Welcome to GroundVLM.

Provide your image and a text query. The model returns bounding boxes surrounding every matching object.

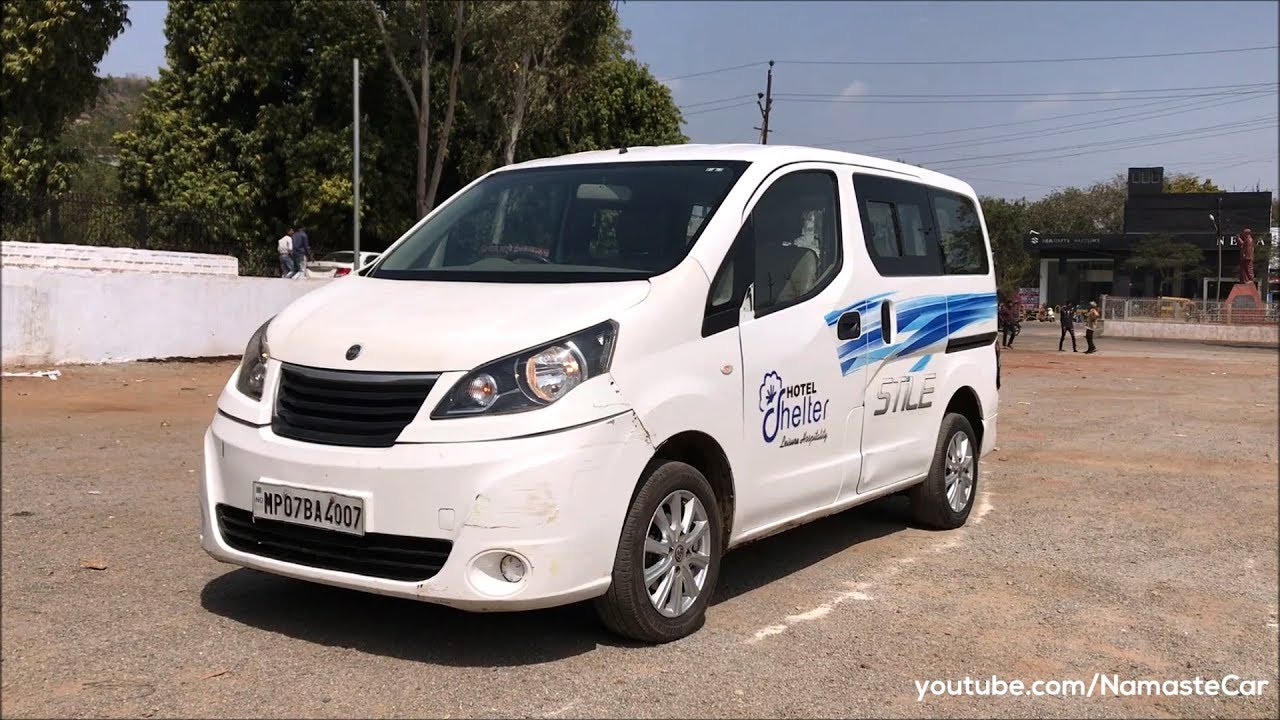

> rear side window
[852,174,940,276]
[931,191,989,275]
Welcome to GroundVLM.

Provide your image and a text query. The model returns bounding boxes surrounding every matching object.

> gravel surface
[2,325,1277,718]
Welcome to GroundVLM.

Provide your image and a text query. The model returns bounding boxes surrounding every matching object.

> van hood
[267,276,651,372]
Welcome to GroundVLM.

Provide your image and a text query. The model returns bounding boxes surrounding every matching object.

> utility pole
[353,58,361,263]
[755,60,774,144]
[1214,196,1222,302]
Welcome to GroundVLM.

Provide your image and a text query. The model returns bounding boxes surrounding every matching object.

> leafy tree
[1025,174,1126,235]
[475,0,617,166]
[1,0,130,198]
[61,75,151,195]
[1163,173,1221,194]
[1126,235,1205,295]
[979,196,1035,300]
[115,0,684,273]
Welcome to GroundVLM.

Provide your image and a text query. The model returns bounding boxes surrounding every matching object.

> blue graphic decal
[828,291,996,377]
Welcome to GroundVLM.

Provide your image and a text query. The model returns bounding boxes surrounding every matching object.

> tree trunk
[414,0,431,219]
[500,48,532,167]
[425,0,466,212]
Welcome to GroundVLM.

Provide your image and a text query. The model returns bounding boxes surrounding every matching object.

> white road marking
[743,485,994,644]
[749,624,789,643]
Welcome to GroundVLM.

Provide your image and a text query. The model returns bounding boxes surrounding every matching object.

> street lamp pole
[1211,198,1222,301]
[353,58,361,262]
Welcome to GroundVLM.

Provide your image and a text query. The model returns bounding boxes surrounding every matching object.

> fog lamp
[499,554,526,583]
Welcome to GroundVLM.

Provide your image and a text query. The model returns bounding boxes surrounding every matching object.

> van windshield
[370,160,749,282]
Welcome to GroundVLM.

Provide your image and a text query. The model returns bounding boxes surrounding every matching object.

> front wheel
[593,460,723,643]
[908,412,979,530]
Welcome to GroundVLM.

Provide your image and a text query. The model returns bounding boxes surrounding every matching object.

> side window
[702,218,753,337]
[750,170,841,316]
[865,201,898,257]
[687,204,710,242]
[931,191,990,275]
[853,174,941,276]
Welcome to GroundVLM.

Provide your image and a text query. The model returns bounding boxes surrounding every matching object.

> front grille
[272,363,438,447]
[216,504,452,582]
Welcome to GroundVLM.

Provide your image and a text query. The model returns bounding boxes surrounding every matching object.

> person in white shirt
[277,230,294,278]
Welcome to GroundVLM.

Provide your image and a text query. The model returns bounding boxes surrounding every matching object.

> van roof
[500,143,977,197]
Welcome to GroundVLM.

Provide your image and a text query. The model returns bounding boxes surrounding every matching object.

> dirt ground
[2,324,1277,718]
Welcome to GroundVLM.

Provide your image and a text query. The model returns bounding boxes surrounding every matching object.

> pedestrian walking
[999,301,1017,348]
[277,229,294,278]
[1058,302,1077,352]
[289,223,312,279]
[1084,301,1100,354]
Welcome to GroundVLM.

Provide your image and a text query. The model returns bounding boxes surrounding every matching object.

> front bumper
[199,411,654,611]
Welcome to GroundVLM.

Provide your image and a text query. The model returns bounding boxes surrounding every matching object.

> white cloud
[1016,87,1122,118]
[840,80,870,97]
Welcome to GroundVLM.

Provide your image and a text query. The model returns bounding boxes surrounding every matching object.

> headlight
[431,320,618,418]
[234,319,272,400]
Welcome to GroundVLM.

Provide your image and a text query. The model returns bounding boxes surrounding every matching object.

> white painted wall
[2,266,329,366]
[2,241,239,276]
[1102,319,1278,345]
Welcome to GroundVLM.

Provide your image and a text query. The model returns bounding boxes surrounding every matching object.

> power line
[657,45,1279,81]
[864,91,1273,155]
[960,154,1277,194]
[682,101,757,117]
[658,62,763,83]
[922,116,1276,166]
[773,81,1276,100]
[779,94,1265,146]
[933,123,1277,173]
[776,44,1279,66]
[773,90,1278,105]
[681,93,758,109]
[961,174,1066,190]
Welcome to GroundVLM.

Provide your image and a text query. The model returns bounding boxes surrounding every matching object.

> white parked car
[305,250,381,278]
[201,144,999,643]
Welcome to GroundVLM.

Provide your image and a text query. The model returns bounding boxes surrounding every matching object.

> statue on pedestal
[1237,228,1256,284]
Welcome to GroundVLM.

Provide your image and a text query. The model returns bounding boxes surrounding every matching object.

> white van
[200,144,999,643]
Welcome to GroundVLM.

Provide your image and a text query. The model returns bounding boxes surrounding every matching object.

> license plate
[252,481,365,536]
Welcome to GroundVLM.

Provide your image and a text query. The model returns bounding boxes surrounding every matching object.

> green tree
[1126,235,1205,295]
[1163,173,1221,194]
[1025,174,1126,235]
[115,0,684,272]
[979,196,1035,299]
[475,0,617,167]
[61,75,151,195]
[1,0,130,198]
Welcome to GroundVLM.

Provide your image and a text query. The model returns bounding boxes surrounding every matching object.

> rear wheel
[594,461,723,643]
[909,412,978,530]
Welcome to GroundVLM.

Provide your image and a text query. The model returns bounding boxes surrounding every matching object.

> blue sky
[100,0,1278,200]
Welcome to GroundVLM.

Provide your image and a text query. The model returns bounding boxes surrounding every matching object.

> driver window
[751,171,841,316]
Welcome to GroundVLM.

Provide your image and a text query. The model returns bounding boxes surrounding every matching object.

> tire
[908,412,979,530]
[593,460,724,644]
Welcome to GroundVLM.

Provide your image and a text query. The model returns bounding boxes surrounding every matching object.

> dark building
[1024,166,1274,305]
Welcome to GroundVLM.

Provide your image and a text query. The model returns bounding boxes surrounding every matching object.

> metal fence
[1101,296,1280,325]
[1,193,277,276]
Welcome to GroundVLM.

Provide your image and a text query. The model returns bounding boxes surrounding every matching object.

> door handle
[836,310,861,340]
[881,300,892,343]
